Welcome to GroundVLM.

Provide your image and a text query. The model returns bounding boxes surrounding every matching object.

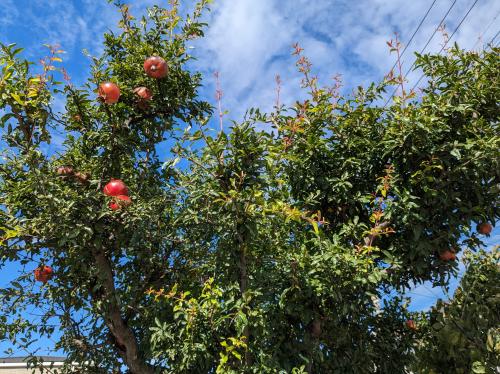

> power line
[471,9,500,50]
[383,0,459,107]
[415,0,459,59]
[406,291,439,299]
[436,0,480,55]
[489,28,500,45]
[410,0,480,93]
[387,0,438,75]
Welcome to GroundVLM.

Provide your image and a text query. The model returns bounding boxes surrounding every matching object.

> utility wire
[387,0,438,75]
[383,0,459,107]
[471,9,500,50]
[406,291,440,299]
[489,28,500,45]
[414,0,459,61]
[410,0,480,93]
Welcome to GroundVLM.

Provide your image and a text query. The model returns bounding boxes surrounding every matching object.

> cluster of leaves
[0,1,498,373]
[0,43,55,150]
[148,119,417,372]
[412,248,500,374]
[273,45,499,288]
[148,279,250,373]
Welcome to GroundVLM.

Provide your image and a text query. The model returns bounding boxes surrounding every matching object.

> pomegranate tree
[0,3,498,374]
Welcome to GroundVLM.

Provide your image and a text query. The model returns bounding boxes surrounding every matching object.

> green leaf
[471,361,486,373]
[10,93,24,105]
[231,350,242,360]
[450,148,461,160]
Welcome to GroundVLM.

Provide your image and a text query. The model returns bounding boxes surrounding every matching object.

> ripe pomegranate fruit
[477,222,492,235]
[133,86,153,101]
[74,172,90,184]
[109,195,132,210]
[98,82,120,104]
[56,166,74,176]
[103,179,129,197]
[34,266,54,283]
[144,56,168,79]
[406,319,417,330]
[439,249,456,262]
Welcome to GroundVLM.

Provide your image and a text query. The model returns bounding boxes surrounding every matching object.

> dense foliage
[0,2,498,373]
[413,249,500,374]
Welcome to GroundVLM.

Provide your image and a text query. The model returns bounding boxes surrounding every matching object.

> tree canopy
[0,2,498,373]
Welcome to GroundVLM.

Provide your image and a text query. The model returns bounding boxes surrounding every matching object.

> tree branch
[91,247,154,374]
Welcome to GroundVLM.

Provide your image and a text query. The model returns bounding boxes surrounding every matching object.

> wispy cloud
[0,0,19,28]
[190,0,500,119]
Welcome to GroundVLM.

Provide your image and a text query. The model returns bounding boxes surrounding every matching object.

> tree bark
[92,249,154,374]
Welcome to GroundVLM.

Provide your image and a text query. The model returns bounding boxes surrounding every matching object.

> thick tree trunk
[93,249,154,374]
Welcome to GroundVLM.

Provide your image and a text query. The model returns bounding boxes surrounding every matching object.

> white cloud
[0,1,119,71]
[0,0,19,28]
[190,0,500,120]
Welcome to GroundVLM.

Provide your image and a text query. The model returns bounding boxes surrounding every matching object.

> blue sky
[1,0,499,357]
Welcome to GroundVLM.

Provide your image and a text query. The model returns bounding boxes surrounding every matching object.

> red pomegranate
[109,195,132,210]
[34,266,54,283]
[406,319,417,330]
[439,249,456,262]
[477,222,492,235]
[133,86,153,101]
[103,179,129,197]
[143,56,168,79]
[56,166,74,176]
[74,172,90,184]
[98,82,120,104]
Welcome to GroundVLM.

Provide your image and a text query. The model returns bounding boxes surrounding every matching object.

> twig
[275,74,282,109]
[214,71,224,133]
